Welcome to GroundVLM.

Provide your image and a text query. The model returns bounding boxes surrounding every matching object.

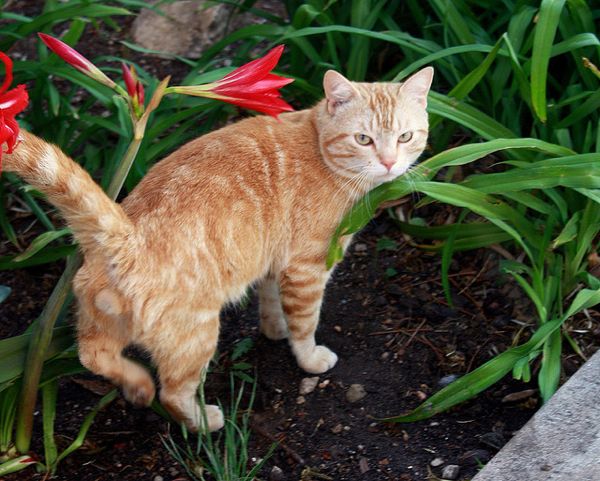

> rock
[460,449,491,466]
[430,457,444,467]
[346,384,367,403]
[296,396,305,405]
[331,423,343,434]
[359,457,370,474]
[269,466,284,481]
[131,1,229,58]
[479,432,505,451]
[442,464,460,480]
[354,243,368,252]
[438,374,460,387]
[299,376,319,395]
[153,476,164,481]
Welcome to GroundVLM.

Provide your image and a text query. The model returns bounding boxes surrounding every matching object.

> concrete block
[473,350,600,481]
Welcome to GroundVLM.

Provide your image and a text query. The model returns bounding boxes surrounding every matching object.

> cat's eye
[398,131,413,143]
[354,133,373,146]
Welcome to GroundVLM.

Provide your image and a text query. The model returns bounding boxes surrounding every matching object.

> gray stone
[269,466,284,481]
[430,457,444,467]
[131,1,229,58]
[346,384,367,403]
[442,464,460,480]
[299,376,319,395]
[473,350,600,481]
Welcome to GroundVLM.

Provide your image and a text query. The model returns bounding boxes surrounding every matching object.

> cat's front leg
[258,274,288,340]
[280,263,338,374]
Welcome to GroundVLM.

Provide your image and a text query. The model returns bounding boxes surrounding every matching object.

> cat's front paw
[297,345,338,374]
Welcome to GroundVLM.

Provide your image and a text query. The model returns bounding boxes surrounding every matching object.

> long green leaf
[386,317,564,422]
[531,0,567,122]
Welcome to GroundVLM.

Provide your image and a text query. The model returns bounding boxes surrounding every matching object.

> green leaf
[42,380,58,472]
[551,212,581,249]
[13,228,72,263]
[531,0,567,122]
[55,389,118,465]
[386,318,564,422]
[376,237,399,251]
[539,330,562,402]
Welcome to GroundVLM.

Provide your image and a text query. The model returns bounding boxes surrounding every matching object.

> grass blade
[531,0,567,122]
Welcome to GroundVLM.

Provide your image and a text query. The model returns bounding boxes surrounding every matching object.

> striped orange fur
[3,68,433,431]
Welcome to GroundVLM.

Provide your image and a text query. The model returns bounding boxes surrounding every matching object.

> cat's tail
[3,131,133,257]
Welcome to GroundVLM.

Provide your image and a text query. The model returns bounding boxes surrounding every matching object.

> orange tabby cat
[4,68,433,432]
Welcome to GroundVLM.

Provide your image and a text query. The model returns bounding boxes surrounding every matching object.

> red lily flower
[0,52,28,173]
[121,62,145,116]
[170,45,294,117]
[38,33,116,89]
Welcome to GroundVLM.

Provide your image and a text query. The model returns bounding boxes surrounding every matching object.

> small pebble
[319,379,330,389]
[354,243,368,252]
[269,466,284,481]
[415,390,428,401]
[299,376,319,395]
[331,423,343,434]
[334,325,342,332]
[359,457,370,474]
[346,384,367,403]
[380,351,390,361]
[430,457,444,467]
[153,476,164,481]
[438,374,460,387]
[442,464,460,480]
[296,396,306,405]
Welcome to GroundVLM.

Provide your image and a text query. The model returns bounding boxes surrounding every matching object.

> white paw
[297,345,338,374]
[260,315,289,341]
[186,404,224,433]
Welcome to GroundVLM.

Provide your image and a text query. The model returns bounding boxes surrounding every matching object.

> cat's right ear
[323,70,357,115]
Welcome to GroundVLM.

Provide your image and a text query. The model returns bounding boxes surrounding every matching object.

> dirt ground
[3,212,576,481]
[2,2,598,481]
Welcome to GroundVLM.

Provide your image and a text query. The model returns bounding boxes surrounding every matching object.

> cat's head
[316,67,433,186]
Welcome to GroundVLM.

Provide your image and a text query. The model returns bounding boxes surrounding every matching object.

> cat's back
[122,109,318,223]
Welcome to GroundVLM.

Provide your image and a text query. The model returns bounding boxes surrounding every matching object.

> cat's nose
[380,158,396,171]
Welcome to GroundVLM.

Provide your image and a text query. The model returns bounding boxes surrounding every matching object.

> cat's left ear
[323,70,358,115]
[400,66,434,107]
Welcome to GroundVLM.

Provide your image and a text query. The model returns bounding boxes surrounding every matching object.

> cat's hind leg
[280,261,338,374]
[258,274,288,340]
[77,306,156,407]
[152,310,223,432]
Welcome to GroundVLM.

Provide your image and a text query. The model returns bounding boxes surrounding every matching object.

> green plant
[321,0,600,418]
[162,375,275,481]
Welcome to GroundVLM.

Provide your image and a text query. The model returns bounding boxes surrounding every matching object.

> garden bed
[2,213,563,481]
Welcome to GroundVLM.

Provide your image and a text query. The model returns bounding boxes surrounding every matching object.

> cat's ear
[400,66,434,107]
[323,70,357,114]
